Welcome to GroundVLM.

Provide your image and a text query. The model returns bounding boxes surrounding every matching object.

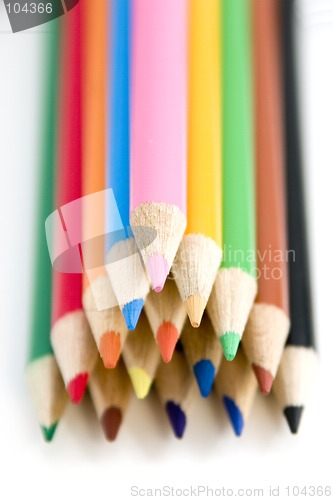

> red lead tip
[67,373,89,404]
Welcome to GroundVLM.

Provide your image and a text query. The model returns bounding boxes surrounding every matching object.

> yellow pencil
[123,312,161,399]
[173,0,222,328]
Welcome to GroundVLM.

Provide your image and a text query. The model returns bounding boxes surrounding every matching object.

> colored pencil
[89,357,132,442]
[144,278,187,363]
[207,0,257,361]
[273,0,318,435]
[51,6,97,404]
[83,282,128,369]
[215,346,257,436]
[155,346,198,439]
[123,312,161,399]
[181,315,222,398]
[172,0,222,328]
[130,0,188,293]
[242,0,290,396]
[106,0,150,331]
[81,0,126,369]
[26,21,68,442]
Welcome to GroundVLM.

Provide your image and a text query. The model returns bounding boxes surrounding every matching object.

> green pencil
[26,20,67,442]
[207,0,257,361]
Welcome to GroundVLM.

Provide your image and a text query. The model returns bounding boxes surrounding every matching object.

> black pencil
[273,0,318,434]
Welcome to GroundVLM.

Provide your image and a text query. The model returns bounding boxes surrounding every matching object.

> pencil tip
[67,372,89,404]
[128,367,152,399]
[166,401,186,438]
[193,360,215,398]
[101,407,122,441]
[220,332,241,361]
[156,322,179,363]
[146,254,169,292]
[223,396,244,436]
[41,423,58,442]
[186,294,206,328]
[284,406,304,434]
[99,331,121,369]
[122,299,144,331]
[253,364,274,395]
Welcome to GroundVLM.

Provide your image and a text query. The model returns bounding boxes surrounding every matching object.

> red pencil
[51,5,97,404]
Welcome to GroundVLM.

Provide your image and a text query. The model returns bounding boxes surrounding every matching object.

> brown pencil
[89,357,132,441]
[242,0,290,395]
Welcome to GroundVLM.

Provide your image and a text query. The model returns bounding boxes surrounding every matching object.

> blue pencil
[214,346,257,437]
[155,346,198,439]
[182,315,222,398]
[106,0,150,330]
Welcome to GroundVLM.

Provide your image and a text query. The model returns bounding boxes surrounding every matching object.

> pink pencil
[130,0,188,293]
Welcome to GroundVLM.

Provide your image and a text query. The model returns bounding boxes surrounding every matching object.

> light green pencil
[207,0,257,361]
[26,20,67,442]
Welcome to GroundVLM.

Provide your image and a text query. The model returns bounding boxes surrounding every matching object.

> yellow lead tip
[128,367,152,399]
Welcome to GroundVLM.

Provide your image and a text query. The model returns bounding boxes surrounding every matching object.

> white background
[0,1,332,499]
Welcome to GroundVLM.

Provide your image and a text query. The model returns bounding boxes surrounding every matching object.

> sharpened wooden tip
[186,294,207,328]
[253,364,274,396]
[100,407,122,441]
[156,322,179,363]
[99,331,121,369]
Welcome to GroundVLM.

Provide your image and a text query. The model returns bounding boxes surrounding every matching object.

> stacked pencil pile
[27,0,318,443]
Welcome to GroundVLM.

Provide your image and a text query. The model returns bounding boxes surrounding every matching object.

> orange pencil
[81,0,127,369]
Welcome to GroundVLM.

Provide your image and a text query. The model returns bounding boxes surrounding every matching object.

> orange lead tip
[101,407,122,441]
[67,373,89,404]
[253,365,274,396]
[156,322,179,363]
[99,331,121,369]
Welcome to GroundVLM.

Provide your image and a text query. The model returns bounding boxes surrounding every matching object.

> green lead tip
[220,332,241,361]
[41,422,58,442]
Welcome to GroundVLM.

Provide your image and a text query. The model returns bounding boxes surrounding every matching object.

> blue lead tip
[166,401,186,439]
[223,396,244,437]
[122,299,144,330]
[193,359,215,398]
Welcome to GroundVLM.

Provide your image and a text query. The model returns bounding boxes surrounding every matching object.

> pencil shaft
[29,21,60,362]
[254,0,289,312]
[283,0,314,348]
[52,6,83,324]
[81,0,108,286]
[222,0,256,275]
[130,0,187,212]
[187,0,222,242]
[107,0,131,238]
